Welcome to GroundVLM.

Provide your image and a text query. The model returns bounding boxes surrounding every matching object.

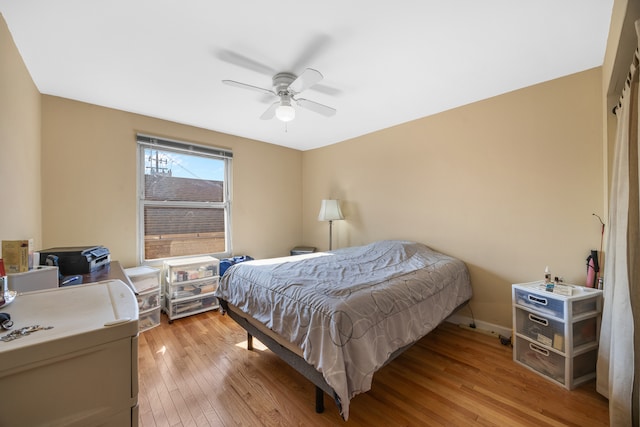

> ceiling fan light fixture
[276,97,295,122]
[224,67,334,122]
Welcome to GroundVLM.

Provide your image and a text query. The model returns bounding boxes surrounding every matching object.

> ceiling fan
[222,68,336,122]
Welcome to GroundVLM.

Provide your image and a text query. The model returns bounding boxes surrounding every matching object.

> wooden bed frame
[220,298,467,415]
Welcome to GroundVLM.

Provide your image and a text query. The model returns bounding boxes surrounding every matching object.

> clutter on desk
[0,243,111,296]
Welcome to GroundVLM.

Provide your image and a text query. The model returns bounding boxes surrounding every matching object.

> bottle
[544,266,555,291]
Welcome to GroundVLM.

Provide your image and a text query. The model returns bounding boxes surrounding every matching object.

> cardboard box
[2,239,33,273]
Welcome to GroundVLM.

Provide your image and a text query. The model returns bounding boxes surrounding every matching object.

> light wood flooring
[138,310,609,426]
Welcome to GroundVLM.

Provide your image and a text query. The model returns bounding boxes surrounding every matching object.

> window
[137,135,232,262]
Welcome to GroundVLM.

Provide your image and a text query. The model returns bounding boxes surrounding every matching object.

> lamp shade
[318,199,344,221]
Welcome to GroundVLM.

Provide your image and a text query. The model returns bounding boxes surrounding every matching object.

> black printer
[39,246,111,275]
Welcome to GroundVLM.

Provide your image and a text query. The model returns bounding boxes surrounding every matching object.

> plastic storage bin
[166,276,219,299]
[515,307,565,351]
[163,256,220,322]
[512,281,602,389]
[139,307,161,331]
[168,295,219,316]
[136,287,161,311]
[124,265,161,332]
[513,287,565,318]
[515,336,565,384]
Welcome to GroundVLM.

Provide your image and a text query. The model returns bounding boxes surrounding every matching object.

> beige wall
[40,96,302,268]
[303,68,604,327]
[0,14,42,251]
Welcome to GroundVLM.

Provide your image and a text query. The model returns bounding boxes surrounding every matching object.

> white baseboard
[446,313,512,339]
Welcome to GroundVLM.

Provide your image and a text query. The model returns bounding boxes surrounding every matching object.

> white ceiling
[0,1,613,151]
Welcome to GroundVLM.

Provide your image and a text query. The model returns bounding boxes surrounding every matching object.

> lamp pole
[328,220,334,250]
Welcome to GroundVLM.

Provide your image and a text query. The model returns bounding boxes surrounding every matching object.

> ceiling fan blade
[295,98,336,117]
[290,34,332,73]
[309,83,342,97]
[260,102,279,120]
[288,68,323,94]
[222,80,275,97]
[216,50,275,75]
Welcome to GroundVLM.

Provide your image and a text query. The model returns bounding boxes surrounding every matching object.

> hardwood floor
[137,310,609,426]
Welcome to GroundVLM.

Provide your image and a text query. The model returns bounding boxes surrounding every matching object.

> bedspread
[215,240,472,420]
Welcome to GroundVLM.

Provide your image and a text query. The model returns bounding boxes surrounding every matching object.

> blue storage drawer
[514,287,564,318]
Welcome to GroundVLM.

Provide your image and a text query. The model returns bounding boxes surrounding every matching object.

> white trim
[136,140,232,262]
[137,134,233,158]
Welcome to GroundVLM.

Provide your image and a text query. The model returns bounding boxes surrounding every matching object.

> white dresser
[0,280,139,426]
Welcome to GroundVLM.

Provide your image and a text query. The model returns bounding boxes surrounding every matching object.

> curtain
[596,20,640,427]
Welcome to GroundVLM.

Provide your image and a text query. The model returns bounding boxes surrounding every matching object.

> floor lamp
[318,199,344,250]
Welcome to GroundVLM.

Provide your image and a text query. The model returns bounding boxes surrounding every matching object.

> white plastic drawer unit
[163,256,220,322]
[124,265,162,332]
[512,281,603,390]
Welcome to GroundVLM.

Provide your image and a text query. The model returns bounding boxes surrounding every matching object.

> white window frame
[136,134,232,263]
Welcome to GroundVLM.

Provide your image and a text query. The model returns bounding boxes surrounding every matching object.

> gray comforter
[215,240,472,420]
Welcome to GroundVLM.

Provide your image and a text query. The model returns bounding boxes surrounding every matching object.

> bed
[214,240,472,420]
